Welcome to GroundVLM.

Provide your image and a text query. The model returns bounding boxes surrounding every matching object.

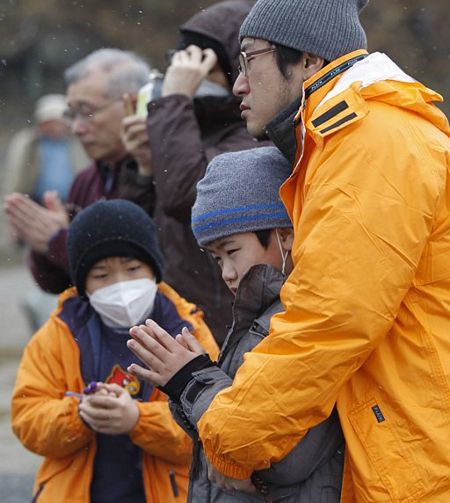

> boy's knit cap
[192,146,292,246]
[240,0,369,62]
[67,199,164,297]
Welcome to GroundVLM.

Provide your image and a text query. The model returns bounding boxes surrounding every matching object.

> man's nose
[71,116,88,135]
[233,72,249,97]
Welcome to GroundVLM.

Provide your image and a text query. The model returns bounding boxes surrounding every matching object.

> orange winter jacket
[197,51,450,502]
[12,283,218,503]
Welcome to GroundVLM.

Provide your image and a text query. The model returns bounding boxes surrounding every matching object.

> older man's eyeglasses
[63,99,119,123]
[238,45,276,77]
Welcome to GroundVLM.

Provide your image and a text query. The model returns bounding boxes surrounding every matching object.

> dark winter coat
[146,1,262,345]
[171,265,344,502]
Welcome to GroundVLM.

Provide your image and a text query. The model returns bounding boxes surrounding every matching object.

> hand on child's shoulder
[206,460,257,493]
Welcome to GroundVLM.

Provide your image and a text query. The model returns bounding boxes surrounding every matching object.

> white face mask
[88,278,158,329]
[195,78,229,97]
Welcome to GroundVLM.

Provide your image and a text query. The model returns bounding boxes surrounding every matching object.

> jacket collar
[299,50,447,144]
[232,265,284,332]
[219,265,283,358]
[266,97,302,165]
[267,49,445,154]
[266,50,369,159]
[193,95,243,130]
[313,51,414,110]
[302,50,369,110]
[96,154,135,173]
[298,50,370,143]
[95,155,137,193]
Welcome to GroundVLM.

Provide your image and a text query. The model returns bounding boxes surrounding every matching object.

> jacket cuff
[128,400,146,441]
[67,396,94,438]
[159,354,215,401]
[204,450,253,480]
[179,366,232,425]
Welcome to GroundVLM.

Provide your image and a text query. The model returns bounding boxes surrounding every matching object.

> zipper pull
[169,470,179,497]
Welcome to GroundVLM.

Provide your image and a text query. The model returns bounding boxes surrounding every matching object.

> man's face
[66,69,127,163]
[233,37,304,138]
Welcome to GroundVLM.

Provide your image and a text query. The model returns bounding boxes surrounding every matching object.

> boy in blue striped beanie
[191,146,294,293]
[127,146,344,501]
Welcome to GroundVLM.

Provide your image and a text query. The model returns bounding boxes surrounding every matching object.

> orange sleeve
[11,320,94,458]
[130,389,192,465]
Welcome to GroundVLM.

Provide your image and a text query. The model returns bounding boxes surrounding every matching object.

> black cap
[67,199,164,298]
[177,1,253,86]
[177,31,233,87]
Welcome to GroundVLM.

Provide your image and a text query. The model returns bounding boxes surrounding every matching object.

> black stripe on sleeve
[312,100,349,127]
[320,112,358,134]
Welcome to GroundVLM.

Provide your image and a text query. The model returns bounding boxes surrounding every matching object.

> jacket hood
[179,0,253,84]
[312,52,449,136]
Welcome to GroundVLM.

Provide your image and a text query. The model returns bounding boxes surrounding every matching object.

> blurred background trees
[0,0,448,151]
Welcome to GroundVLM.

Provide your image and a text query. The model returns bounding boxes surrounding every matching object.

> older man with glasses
[4,48,156,295]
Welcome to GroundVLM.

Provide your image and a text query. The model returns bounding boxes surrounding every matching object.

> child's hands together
[78,383,139,435]
[127,321,205,386]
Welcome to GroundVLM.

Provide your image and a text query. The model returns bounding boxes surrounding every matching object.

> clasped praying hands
[127,320,205,387]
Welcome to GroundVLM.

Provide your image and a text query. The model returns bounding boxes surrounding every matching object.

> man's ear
[302,52,325,80]
[278,227,294,252]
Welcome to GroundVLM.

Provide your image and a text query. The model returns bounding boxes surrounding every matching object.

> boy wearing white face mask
[127,148,344,502]
[11,199,218,503]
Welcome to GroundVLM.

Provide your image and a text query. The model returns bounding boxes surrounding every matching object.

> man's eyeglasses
[238,45,276,77]
[63,99,119,123]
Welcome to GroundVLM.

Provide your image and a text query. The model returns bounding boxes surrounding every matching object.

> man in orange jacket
[125,0,450,501]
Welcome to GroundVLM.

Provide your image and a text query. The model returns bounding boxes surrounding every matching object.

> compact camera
[135,69,164,117]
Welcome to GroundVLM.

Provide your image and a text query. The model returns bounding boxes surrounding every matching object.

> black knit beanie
[67,199,164,298]
[177,31,232,87]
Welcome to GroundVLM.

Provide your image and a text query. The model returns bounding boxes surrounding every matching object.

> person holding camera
[4,49,156,296]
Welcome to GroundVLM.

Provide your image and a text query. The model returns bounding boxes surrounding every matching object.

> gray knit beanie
[192,147,292,246]
[240,0,369,62]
